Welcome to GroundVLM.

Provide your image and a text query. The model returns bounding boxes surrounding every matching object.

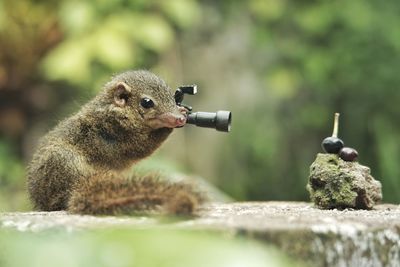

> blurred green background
[0,228,302,267]
[1,0,400,211]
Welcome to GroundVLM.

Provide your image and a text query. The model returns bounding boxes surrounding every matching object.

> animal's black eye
[140,97,154,109]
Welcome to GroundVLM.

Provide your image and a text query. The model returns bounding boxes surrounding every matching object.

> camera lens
[187,111,232,132]
[215,111,231,132]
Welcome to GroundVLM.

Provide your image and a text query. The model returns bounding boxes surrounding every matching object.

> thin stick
[332,113,340,138]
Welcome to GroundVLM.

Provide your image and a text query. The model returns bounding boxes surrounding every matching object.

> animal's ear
[113,82,132,107]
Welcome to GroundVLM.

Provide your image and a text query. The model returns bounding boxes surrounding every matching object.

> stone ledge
[1,202,400,266]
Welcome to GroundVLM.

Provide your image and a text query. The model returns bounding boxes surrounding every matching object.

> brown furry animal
[27,70,204,215]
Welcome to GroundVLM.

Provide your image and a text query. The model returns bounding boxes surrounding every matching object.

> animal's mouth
[161,113,187,128]
[147,113,187,129]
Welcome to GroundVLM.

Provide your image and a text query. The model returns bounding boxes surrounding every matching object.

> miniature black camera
[174,85,231,132]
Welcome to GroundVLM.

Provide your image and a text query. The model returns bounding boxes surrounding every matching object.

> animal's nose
[175,116,186,126]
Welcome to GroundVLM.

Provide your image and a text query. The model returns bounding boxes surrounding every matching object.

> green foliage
[0,141,29,211]
[1,0,400,211]
[0,228,301,267]
[40,0,201,89]
[217,0,400,202]
[0,141,24,188]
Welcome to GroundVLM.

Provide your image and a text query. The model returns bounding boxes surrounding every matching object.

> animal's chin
[150,127,173,141]
[145,119,169,129]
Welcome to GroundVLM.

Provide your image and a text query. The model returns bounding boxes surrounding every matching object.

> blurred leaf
[295,3,335,34]
[266,68,299,99]
[340,1,374,32]
[133,14,174,52]
[249,0,286,22]
[41,38,92,84]
[161,0,201,29]
[93,26,136,69]
[303,50,333,86]
[59,1,96,36]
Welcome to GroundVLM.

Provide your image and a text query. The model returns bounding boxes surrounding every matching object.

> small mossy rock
[307,153,382,209]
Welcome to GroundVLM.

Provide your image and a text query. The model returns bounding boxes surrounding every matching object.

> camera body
[174,85,232,132]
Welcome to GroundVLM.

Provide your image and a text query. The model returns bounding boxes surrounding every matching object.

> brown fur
[27,70,205,215]
[68,173,205,215]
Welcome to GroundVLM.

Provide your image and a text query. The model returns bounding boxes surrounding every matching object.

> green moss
[307,153,382,209]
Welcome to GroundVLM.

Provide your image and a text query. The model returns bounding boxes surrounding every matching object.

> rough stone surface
[307,153,382,209]
[1,202,400,267]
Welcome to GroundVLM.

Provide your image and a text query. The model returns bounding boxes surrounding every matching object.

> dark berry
[339,147,358,162]
[321,137,344,154]
[322,113,344,153]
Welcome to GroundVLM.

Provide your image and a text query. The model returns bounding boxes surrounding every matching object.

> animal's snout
[175,115,186,127]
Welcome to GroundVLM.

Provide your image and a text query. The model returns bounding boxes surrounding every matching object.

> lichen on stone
[307,153,382,209]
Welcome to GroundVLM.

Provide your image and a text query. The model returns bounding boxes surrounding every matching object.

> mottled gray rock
[307,153,382,209]
[1,202,400,267]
